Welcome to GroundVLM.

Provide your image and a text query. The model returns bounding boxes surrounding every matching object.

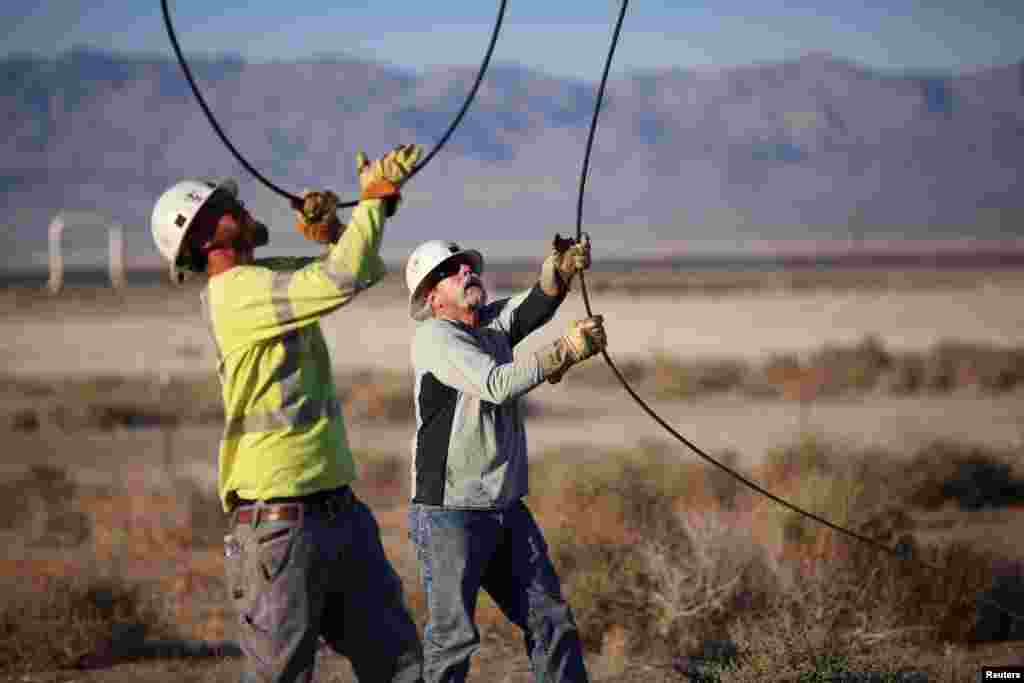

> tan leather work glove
[357,144,423,215]
[539,233,592,296]
[293,190,343,244]
[535,315,607,384]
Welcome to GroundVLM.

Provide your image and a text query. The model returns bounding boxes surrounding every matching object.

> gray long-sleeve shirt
[410,283,565,508]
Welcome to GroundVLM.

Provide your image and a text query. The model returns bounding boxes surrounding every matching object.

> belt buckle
[236,504,261,528]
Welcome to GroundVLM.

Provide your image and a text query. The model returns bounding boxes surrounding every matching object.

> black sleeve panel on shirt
[414,371,458,505]
[508,283,565,348]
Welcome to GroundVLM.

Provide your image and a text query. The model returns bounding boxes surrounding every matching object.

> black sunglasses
[433,256,479,281]
[198,190,246,225]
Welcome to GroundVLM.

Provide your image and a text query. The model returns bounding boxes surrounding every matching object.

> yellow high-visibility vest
[201,200,387,511]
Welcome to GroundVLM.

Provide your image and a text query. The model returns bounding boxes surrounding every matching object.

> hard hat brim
[172,179,239,271]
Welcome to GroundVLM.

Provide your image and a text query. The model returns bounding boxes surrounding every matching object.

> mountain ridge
[2,48,1022,268]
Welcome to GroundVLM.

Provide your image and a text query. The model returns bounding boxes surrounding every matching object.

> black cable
[161,0,299,204]
[574,0,1024,627]
[401,0,508,186]
[161,0,508,207]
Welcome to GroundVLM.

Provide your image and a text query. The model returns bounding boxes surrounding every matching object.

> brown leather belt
[235,504,301,525]
[232,486,353,527]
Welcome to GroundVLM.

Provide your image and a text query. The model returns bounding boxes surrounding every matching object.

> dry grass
[565,336,1024,402]
[1,368,416,435]
[0,572,174,672]
[2,438,1023,680]
[530,439,1024,680]
[339,369,414,423]
[4,338,1023,441]
[0,373,223,432]
[891,440,1024,511]
[484,266,1024,298]
[0,470,226,674]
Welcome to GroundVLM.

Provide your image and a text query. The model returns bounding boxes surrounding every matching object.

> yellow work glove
[293,190,343,244]
[535,315,607,384]
[357,144,423,215]
[539,233,592,296]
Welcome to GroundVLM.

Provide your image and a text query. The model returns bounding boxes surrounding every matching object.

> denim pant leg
[483,502,589,683]
[319,499,424,683]
[409,504,500,683]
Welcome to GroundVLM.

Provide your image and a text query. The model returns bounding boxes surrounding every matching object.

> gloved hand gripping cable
[292,190,342,244]
[540,232,592,296]
[535,315,607,385]
[292,145,424,244]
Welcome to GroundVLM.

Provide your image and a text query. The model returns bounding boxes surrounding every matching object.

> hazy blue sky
[3,1,1022,79]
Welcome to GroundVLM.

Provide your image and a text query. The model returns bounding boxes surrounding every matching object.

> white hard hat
[151,178,238,276]
[405,240,484,321]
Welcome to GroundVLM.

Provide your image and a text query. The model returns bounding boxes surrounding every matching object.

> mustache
[462,275,483,292]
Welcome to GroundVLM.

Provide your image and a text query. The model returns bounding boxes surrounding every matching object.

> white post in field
[47,212,129,294]
[47,215,65,295]
[109,222,126,289]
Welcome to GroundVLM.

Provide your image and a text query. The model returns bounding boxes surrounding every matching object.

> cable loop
[161,0,508,207]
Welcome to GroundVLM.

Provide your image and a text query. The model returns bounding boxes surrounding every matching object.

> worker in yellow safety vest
[150,144,425,683]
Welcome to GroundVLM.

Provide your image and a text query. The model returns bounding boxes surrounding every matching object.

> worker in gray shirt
[404,235,605,683]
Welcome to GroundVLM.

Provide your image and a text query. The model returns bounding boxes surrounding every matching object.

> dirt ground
[3,270,1023,480]
[15,642,1024,683]
[4,271,1024,378]
[4,270,1024,681]
[6,648,708,683]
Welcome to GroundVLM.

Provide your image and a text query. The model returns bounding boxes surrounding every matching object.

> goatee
[250,221,269,247]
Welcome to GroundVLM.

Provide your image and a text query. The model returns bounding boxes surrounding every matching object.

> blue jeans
[227,490,423,683]
[408,500,588,683]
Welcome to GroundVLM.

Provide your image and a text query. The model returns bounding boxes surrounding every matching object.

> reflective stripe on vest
[224,395,342,437]
[222,270,338,436]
